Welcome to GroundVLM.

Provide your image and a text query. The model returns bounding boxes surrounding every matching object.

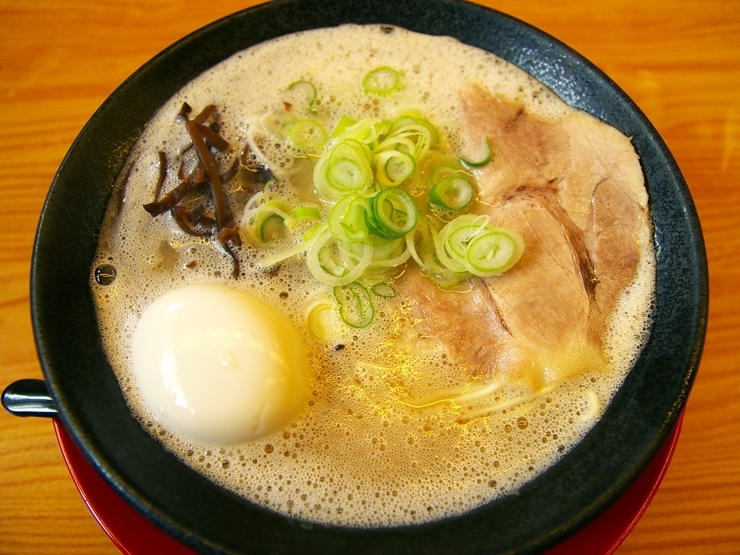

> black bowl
[29,0,707,553]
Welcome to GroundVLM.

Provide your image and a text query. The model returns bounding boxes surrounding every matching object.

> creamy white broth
[91,24,654,527]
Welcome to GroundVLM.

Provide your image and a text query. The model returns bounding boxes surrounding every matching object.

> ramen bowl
[5,0,707,553]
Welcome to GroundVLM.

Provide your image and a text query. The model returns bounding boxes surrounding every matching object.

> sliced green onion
[432,225,466,274]
[465,228,525,277]
[434,214,524,278]
[429,176,475,211]
[366,236,408,267]
[258,215,284,243]
[405,221,428,271]
[386,115,417,136]
[366,187,419,240]
[328,194,370,243]
[289,119,327,150]
[371,282,396,298]
[426,255,468,287]
[314,139,374,200]
[340,235,410,271]
[434,214,489,273]
[318,247,348,277]
[334,283,375,328]
[277,113,299,138]
[460,137,492,168]
[412,117,440,151]
[316,113,441,200]
[374,150,416,187]
[302,223,322,241]
[252,199,294,243]
[363,67,400,95]
[262,178,278,193]
[327,141,373,192]
[430,164,459,184]
[446,219,488,258]
[256,239,308,269]
[307,301,334,339]
[333,115,357,138]
[376,135,417,158]
[293,206,321,222]
[288,80,318,111]
[259,110,298,140]
[305,224,373,286]
[376,120,433,162]
[332,117,382,145]
[387,114,440,152]
[385,151,416,184]
[408,221,468,287]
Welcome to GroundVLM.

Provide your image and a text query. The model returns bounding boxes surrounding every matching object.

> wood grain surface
[1,1,738,553]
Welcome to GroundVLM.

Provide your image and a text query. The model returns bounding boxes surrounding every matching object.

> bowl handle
[2,379,58,418]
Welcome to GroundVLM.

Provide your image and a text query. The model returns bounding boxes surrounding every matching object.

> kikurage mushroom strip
[143,169,206,216]
[181,103,242,247]
[154,151,168,200]
[143,158,239,218]
[142,103,244,278]
[170,205,215,238]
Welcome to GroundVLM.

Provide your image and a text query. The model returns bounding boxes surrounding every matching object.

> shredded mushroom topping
[142,103,272,278]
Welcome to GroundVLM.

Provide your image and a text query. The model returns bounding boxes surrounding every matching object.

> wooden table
[1,1,738,553]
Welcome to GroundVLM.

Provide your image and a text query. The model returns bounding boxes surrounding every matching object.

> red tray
[54,414,683,555]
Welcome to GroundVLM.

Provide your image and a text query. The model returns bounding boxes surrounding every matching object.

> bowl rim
[30,0,708,553]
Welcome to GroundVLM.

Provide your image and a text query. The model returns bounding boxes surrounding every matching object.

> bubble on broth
[94,264,117,285]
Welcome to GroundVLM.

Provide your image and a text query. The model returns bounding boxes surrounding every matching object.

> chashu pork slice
[402,86,652,390]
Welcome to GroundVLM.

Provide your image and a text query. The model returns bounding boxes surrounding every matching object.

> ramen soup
[91,24,655,527]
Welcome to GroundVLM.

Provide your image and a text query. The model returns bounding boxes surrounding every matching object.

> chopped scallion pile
[242,73,524,330]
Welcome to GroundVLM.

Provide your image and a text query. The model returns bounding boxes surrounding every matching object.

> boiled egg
[132,284,308,445]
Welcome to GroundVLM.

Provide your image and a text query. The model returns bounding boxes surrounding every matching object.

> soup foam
[91,24,654,527]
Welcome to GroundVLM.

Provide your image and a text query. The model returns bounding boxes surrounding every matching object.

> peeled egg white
[132,283,308,445]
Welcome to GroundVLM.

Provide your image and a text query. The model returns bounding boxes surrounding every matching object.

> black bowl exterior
[30,0,707,553]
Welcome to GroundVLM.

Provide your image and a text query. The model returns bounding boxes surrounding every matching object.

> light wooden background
[1,1,738,553]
